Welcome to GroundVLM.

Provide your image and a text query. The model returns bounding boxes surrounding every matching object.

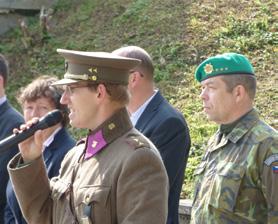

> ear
[130,71,142,87]
[233,85,246,103]
[0,75,4,89]
[128,72,136,87]
[96,84,107,99]
[0,76,3,85]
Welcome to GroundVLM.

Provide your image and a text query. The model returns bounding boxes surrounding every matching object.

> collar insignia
[84,130,107,160]
[108,123,116,130]
[91,140,98,148]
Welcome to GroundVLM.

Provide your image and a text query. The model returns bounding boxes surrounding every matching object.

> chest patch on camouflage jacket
[264,154,278,166]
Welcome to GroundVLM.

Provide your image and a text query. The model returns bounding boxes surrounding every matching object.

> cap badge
[89,67,98,74]
[204,63,214,74]
[90,75,97,81]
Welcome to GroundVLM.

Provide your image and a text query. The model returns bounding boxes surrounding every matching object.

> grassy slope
[0,0,277,198]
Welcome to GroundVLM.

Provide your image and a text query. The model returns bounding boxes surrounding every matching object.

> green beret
[53,49,141,86]
[194,53,255,82]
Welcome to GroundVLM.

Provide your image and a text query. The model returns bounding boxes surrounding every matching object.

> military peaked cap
[53,49,141,85]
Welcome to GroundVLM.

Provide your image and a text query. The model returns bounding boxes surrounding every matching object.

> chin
[71,121,87,129]
[69,120,79,128]
[206,115,215,122]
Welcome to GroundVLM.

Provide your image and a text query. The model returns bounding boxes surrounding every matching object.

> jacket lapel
[0,101,10,117]
[135,91,164,132]
[43,128,65,164]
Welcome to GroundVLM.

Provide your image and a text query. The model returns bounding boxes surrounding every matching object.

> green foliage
[154,42,187,82]
[0,0,277,199]
[216,14,277,52]
[119,0,150,21]
[53,0,74,11]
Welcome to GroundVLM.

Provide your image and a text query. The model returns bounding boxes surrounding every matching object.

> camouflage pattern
[190,109,278,224]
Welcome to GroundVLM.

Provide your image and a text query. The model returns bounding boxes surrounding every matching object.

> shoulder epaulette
[126,133,149,150]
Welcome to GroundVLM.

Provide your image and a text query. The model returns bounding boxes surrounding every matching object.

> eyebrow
[202,80,216,86]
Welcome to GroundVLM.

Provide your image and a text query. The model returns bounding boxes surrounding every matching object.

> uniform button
[85,195,90,204]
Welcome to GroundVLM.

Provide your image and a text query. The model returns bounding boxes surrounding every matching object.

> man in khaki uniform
[8,49,169,224]
[190,53,278,223]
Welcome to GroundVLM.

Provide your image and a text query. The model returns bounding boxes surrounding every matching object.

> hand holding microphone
[0,110,63,162]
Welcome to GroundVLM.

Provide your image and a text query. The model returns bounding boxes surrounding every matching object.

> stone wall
[179,199,192,224]
[0,0,57,35]
[0,11,21,35]
[0,0,57,10]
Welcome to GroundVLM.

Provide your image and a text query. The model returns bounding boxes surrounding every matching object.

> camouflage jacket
[190,109,278,224]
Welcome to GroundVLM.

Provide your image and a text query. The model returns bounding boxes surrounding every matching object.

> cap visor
[51,78,79,86]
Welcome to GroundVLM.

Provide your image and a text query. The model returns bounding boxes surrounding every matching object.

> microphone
[0,109,63,154]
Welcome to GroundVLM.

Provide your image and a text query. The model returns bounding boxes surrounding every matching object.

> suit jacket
[0,101,24,224]
[5,128,75,224]
[8,108,168,224]
[135,91,191,224]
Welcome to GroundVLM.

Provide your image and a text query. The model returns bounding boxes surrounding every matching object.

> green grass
[0,0,277,198]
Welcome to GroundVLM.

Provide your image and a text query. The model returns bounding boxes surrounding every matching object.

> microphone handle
[0,122,48,154]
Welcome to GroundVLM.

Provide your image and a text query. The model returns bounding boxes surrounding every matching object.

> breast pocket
[192,162,207,205]
[75,186,112,224]
[209,162,245,213]
[51,178,77,224]
[51,177,71,200]
[51,178,76,224]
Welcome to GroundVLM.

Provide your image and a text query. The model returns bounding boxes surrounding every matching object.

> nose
[200,88,207,101]
[30,107,40,118]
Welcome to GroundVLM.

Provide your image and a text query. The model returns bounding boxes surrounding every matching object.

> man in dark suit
[0,54,24,223]
[113,46,191,224]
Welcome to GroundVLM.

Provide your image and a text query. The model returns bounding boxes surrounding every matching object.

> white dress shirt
[130,89,158,126]
[0,95,7,106]
[42,126,62,150]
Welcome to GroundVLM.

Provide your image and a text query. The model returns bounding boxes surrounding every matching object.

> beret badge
[204,63,214,74]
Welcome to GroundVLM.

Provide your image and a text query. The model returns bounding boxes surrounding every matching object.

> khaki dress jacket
[8,108,169,224]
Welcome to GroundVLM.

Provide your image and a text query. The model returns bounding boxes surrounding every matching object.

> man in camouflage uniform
[190,53,278,224]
